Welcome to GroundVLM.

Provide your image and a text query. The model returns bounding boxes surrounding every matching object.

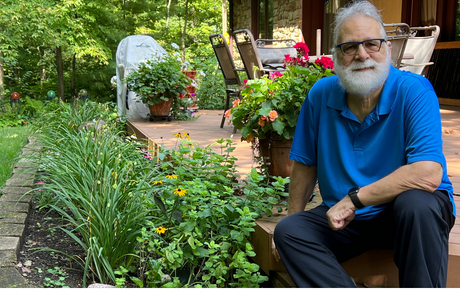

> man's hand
[326,196,357,230]
[272,238,281,262]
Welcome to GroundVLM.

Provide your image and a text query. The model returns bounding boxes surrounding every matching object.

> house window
[259,0,273,39]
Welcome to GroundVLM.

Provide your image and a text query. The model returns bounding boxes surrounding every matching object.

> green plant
[30,101,289,288]
[228,43,334,142]
[125,54,191,105]
[121,136,288,287]
[194,53,228,110]
[43,266,68,288]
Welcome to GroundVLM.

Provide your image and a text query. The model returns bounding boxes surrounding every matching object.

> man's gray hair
[332,1,387,49]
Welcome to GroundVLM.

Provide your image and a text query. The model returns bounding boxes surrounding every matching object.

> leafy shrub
[194,52,228,110]
[30,101,289,287]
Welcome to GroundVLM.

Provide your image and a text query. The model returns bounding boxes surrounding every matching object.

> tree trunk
[71,53,76,102]
[56,46,65,101]
[0,51,4,99]
[222,0,227,33]
[166,0,173,28]
[181,0,189,63]
[37,47,46,95]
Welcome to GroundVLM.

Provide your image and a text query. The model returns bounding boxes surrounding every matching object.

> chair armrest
[400,62,434,67]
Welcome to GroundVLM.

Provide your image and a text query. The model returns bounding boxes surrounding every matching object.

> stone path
[0,136,41,288]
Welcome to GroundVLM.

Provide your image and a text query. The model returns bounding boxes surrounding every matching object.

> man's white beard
[334,51,391,99]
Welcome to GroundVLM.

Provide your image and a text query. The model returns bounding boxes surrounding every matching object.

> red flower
[244,79,249,87]
[293,42,310,58]
[315,56,334,70]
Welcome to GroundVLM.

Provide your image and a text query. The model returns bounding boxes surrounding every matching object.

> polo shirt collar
[326,66,401,115]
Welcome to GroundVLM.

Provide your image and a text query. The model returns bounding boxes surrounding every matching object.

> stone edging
[0,136,41,288]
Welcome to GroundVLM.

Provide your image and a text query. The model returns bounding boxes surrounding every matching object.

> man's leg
[392,189,455,287]
[273,205,377,287]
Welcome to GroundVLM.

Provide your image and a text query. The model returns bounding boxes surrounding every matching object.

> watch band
[348,186,365,209]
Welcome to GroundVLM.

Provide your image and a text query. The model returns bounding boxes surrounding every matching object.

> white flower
[199,71,206,77]
[172,43,179,49]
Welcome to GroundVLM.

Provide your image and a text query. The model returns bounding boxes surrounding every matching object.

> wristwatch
[348,186,365,209]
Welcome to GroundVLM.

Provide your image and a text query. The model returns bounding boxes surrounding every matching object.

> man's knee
[393,189,441,222]
[273,214,298,247]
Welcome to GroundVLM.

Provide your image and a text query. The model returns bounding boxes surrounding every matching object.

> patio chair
[399,25,440,76]
[233,29,283,79]
[384,23,410,68]
[209,33,246,128]
[255,38,297,69]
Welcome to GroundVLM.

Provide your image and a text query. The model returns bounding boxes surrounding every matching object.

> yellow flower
[173,133,182,138]
[166,174,178,179]
[174,188,186,196]
[181,132,191,139]
[152,180,163,185]
[155,226,167,235]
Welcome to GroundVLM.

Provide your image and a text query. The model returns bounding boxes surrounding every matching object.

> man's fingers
[271,239,280,262]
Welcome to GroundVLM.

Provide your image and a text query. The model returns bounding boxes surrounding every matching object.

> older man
[272,1,456,287]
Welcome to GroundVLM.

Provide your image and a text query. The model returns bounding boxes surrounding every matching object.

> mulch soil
[17,203,87,288]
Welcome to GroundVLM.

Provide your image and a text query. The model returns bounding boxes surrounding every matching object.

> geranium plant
[227,43,334,142]
[125,54,191,105]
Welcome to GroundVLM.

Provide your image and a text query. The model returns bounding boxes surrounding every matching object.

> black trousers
[273,189,455,287]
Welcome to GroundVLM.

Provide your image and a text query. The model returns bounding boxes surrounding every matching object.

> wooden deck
[127,105,460,287]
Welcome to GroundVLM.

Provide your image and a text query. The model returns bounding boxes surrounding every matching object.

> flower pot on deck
[148,97,173,117]
[258,138,293,178]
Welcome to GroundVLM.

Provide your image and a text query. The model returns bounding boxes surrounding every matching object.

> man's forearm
[288,161,318,215]
[358,160,442,206]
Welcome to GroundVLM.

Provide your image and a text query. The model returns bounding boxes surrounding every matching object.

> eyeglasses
[336,39,387,56]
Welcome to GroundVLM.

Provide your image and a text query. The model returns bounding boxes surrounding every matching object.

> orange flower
[244,134,254,143]
[269,110,278,121]
[258,118,266,127]
[261,115,268,121]
[224,109,231,118]
[232,99,240,107]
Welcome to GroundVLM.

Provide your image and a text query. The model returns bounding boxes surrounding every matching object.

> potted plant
[226,43,334,176]
[125,54,191,120]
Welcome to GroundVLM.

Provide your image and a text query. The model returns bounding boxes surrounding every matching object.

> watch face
[349,186,360,194]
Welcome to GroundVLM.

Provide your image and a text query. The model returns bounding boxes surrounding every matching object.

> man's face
[333,15,392,98]
[336,15,389,68]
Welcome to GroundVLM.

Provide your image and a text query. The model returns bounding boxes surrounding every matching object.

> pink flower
[269,110,278,121]
[293,42,310,58]
[284,54,292,62]
[261,115,268,121]
[232,99,240,107]
[315,56,334,69]
[244,79,249,87]
[269,71,283,79]
[224,109,231,118]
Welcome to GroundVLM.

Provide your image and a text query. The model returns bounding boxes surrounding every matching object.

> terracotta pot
[258,137,293,178]
[182,70,197,79]
[148,97,173,117]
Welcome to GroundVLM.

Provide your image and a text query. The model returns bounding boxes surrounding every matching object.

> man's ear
[387,40,392,55]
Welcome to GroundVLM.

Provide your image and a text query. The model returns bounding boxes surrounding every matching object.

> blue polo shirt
[290,66,455,220]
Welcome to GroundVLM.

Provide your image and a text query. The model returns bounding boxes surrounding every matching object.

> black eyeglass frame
[336,38,387,56]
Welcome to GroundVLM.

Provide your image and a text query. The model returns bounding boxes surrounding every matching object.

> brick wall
[232,0,303,43]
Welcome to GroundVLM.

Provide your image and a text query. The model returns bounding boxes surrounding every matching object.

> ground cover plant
[0,124,32,190]
[28,100,289,287]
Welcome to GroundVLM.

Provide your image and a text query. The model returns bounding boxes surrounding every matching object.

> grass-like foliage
[30,100,289,287]
[0,125,32,190]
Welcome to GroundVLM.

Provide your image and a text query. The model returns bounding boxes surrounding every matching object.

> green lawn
[0,125,32,189]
